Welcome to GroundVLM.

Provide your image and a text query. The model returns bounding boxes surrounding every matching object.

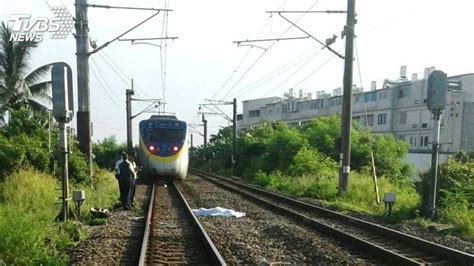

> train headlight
[168,145,179,153]
[148,145,156,152]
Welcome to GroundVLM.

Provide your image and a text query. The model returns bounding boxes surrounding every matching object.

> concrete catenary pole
[338,0,356,193]
[126,79,134,153]
[232,98,237,175]
[126,88,134,153]
[202,114,207,148]
[75,0,92,169]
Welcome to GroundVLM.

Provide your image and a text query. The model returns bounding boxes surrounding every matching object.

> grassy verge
[0,168,118,264]
[251,170,420,221]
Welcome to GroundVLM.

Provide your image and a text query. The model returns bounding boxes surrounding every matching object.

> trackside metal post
[51,62,74,221]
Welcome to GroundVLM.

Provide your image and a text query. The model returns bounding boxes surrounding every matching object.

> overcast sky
[1,0,473,145]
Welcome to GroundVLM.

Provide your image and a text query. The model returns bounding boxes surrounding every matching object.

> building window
[355,95,360,103]
[379,91,388,99]
[420,136,429,147]
[398,89,404,98]
[249,110,260,118]
[409,136,417,147]
[366,114,374,126]
[364,92,377,102]
[421,123,428,128]
[353,116,361,123]
[399,112,407,125]
[377,113,387,125]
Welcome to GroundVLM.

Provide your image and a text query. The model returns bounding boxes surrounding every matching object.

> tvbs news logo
[9,4,74,42]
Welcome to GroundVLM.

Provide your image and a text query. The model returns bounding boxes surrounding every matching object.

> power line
[291,45,343,88]
[260,47,324,97]
[96,51,149,109]
[229,46,320,99]
[97,52,130,87]
[159,0,170,111]
[90,58,123,107]
[101,50,131,83]
[219,0,322,100]
[211,0,291,99]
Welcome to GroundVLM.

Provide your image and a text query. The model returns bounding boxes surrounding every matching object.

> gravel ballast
[177,177,372,264]
[68,183,150,264]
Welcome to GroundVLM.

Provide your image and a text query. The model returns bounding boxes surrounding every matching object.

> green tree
[92,136,126,170]
[263,124,308,173]
[0,22,52,116]
[288,146,337,177]
[0,108,50,180]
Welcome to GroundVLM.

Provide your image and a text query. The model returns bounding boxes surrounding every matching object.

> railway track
[138,181,226,265]
[190,168,474,265]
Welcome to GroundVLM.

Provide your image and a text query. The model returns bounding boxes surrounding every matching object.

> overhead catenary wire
[290,44,343,89]
[90,58,123,107]
[96,51,149,109]
[260,47,324,97]
[159,0,170,111]
[211,0,291,99]
[229,45,320,99]
[219,0,322,101]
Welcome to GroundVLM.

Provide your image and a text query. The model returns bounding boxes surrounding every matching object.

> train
[138,115,189,180]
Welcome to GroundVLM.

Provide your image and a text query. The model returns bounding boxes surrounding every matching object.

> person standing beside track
[117,152,136,210]
[128,152,142,207]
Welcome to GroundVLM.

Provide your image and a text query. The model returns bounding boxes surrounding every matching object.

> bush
[0,168,119,264]
[253,170,420,218]
[0,135,24,181]
[93,136,126,170]
[68,151,90,184]
[288,146,337,177]
[0,169,69,264]
[418,159,474,235]
[193,115,412,182]
[0,109,50,179]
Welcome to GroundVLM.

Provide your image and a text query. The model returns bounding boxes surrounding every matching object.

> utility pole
[59,123,70,221]
[426,70,447,219]
[338,0,356,193]
[428,109,442,219]
[202,114,208,148]
[75,0,92,172]
[126,79,134,153]
[232,98,237,175]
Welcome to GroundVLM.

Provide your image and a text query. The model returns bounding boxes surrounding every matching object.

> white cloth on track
[192,207,245,218]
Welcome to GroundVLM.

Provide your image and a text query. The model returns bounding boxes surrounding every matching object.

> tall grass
[252,171,420,220]
[0,168,118,264]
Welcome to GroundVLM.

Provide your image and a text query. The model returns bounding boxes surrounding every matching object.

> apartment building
[238,68,474,154]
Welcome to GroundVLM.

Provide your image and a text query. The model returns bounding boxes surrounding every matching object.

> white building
[238,68,474,157]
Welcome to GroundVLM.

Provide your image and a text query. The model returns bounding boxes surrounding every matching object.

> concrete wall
[403,152,449,181]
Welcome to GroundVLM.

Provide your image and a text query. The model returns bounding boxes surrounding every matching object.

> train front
[139,118,189,180]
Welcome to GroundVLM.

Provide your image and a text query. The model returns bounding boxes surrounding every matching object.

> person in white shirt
[128,152,141,207]
[116,152,136,210]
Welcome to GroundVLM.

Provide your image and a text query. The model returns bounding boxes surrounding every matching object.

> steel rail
[190,168,474,265]
[138,182,225,265]
[138,183,155,266]
[171,182,227,265]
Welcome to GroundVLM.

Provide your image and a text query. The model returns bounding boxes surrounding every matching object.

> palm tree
[0,21,52,118]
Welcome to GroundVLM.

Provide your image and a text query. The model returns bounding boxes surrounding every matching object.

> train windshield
[145,128,183,142]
